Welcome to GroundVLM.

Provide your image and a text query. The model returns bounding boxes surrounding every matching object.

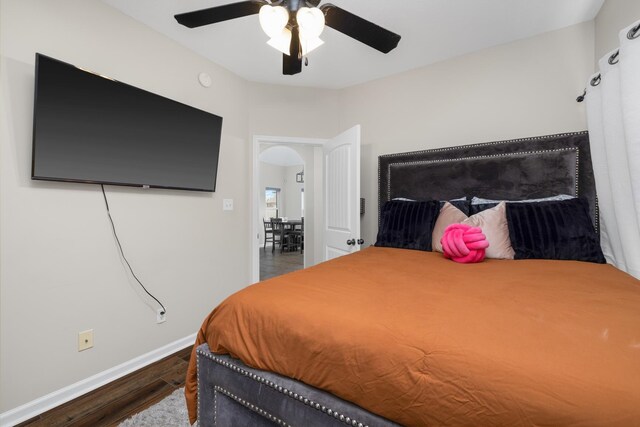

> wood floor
[17,346,193,427]
[260,244,304,281]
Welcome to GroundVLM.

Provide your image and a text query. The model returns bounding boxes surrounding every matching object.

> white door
[323,125,361,261]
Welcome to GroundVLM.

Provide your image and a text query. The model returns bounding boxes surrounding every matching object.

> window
[265,187,280,219]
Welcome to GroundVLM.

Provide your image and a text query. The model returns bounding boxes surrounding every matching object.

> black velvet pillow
[375,200,440,251]
[469,202,498,215]
[506,198,605,263]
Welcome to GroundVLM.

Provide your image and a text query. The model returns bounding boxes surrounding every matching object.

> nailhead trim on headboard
[377,131,598,233]
[379,131,587,159]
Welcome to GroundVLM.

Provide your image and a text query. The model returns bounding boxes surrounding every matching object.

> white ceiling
[259,146,304,166]
[100,0,604,89]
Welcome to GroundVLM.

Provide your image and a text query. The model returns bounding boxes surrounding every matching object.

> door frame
[251,135,328,284]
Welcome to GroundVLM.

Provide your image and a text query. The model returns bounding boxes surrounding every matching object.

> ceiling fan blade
[283,26,302,75]
[175,1,264,28]
[320,3,401,54]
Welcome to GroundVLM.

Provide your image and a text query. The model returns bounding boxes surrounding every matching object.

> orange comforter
[186,247,640,426]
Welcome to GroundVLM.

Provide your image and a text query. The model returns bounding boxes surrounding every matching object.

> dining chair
[279,219,295,253]
[288,217,304,254]
[270,218,283,253]
[264,218,281,251]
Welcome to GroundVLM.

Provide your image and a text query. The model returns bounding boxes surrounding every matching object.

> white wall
[0,0,251,413]
[247,82,343,139]
[340,22,595,246]
[284,165,305,220]
[594,0,640,62]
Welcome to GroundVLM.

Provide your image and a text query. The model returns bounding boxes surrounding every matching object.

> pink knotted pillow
[441,223,490,263]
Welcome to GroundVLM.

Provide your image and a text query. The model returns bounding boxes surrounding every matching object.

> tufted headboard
[378,131,598,231]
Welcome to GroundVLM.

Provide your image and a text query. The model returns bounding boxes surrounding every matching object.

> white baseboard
[0,333,197,427]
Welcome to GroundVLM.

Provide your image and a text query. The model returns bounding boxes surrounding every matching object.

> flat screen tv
[32,54,223,192]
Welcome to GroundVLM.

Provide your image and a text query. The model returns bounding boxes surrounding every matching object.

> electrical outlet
[157,308,166,324]
[78,329,94,351]
[223,199,233,211]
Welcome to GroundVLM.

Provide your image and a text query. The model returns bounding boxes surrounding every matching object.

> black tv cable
[101,184,166,315]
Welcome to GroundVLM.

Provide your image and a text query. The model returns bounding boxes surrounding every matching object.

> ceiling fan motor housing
[285,0,303,14]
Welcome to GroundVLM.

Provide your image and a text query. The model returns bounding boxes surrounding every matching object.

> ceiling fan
[174,0,401,76]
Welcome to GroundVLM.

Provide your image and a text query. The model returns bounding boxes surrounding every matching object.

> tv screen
[32,54,223,192]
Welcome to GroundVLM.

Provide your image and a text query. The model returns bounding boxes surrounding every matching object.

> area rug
[119,387,190,426]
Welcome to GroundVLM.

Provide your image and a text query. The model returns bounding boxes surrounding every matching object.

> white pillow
[432,202,515,259]
[392,197,467,202]
[471,194,574,205]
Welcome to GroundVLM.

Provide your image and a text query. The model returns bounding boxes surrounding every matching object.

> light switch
[223,199,234,211]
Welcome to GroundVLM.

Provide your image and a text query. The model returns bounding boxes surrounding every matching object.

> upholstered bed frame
[196,131,597,427]
[196,348,399,427]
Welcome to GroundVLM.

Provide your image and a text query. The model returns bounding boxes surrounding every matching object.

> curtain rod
[577,22,640,103]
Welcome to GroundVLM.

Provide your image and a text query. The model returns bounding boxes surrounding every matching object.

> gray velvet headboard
[378,131,598,231]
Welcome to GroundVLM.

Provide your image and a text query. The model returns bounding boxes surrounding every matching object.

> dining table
[274,219,303,252]
[279,218,302,227]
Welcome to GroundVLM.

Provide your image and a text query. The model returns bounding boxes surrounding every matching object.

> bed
[186,131,640,426]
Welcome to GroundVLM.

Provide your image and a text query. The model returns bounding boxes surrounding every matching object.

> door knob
[346,239,356,246]
[357,239,364,245]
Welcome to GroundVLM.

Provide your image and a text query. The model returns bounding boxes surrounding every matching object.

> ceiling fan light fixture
[175,2,401,76]
[296,7,325,39]
[259,4,289,38]
[267,28,292,55]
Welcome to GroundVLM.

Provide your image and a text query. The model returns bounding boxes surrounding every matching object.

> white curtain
[585,20,640,279]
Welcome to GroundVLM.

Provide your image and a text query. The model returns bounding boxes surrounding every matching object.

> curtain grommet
[628,24,640,40]
[590,74,601,87]
[608,50,619,65]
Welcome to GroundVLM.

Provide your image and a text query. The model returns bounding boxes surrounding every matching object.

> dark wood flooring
[17,346,193,427]
[260,244,304,281]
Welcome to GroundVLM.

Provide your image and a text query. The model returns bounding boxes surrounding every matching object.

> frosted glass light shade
[296,7,325,38]
[267,28,292,55]
[301,36,324,55]
[259,5,289,38]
